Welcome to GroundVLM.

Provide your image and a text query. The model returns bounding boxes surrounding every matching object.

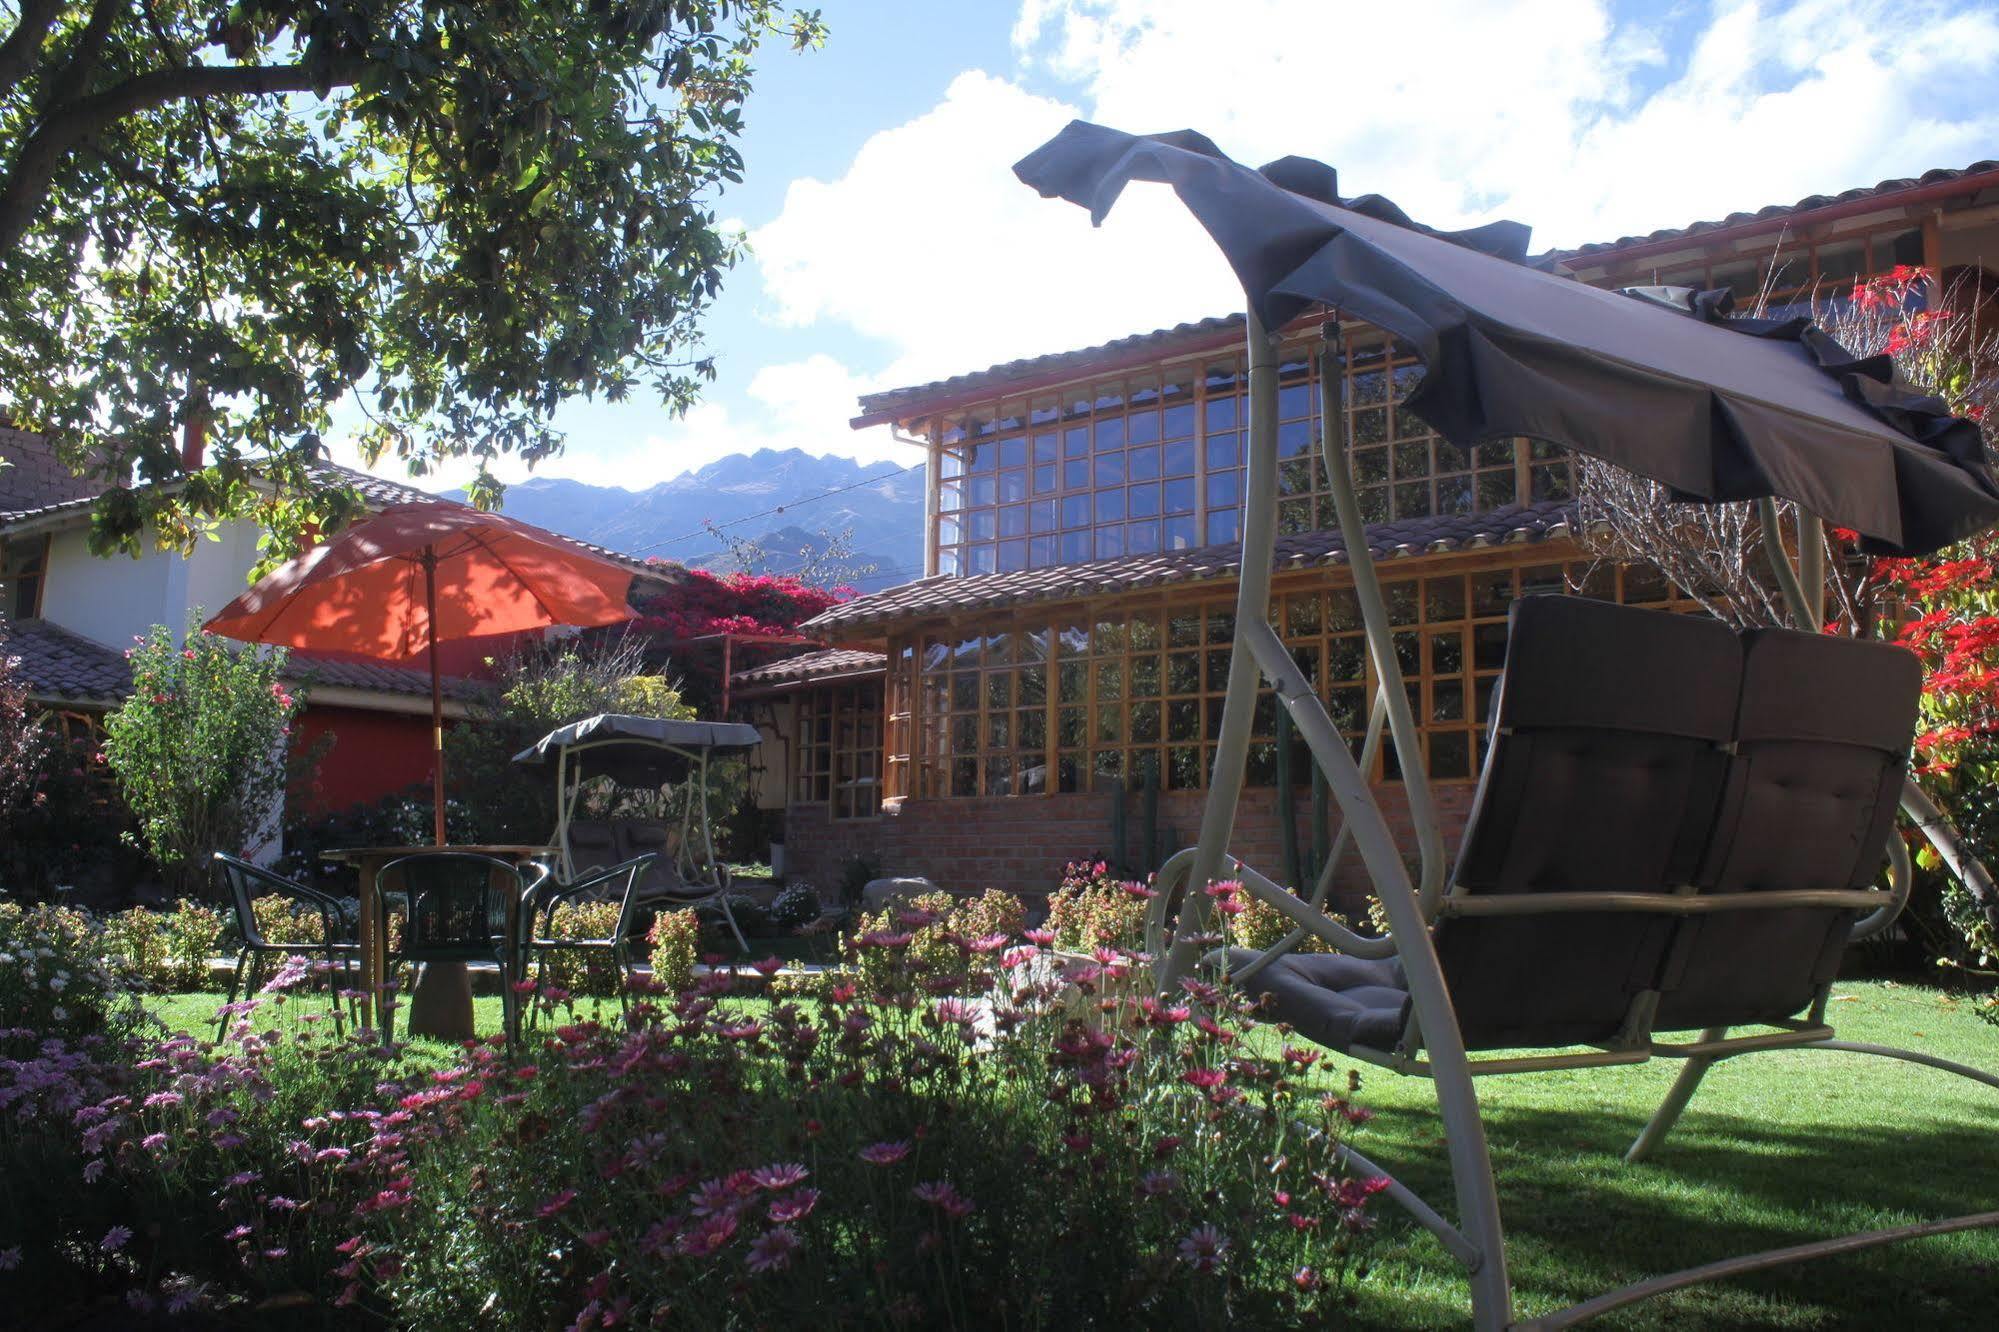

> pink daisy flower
[767,1188,820,1224]
[1177,1223,1228,1273]
[858,1140,912,1167]
[746,1225,801,1274]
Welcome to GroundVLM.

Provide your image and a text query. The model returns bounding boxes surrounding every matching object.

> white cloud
[740,0,1999,462]
[753,69,1239,386]
[343,1,1999,491]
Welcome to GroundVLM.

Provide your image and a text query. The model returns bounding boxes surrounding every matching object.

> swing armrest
[1147,847,1399,969]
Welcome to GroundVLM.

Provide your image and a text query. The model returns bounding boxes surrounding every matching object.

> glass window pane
[1094,452,1125,486]
[1096,489,1126,523]
[1163,478,1197,514]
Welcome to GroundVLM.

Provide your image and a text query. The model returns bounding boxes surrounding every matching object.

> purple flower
[911,1179,975,1220]
[101,1225,133,1253]
[858,1140,911,1167]
[749,1163,809,1191]
[0,1247,19,1271]
[1176,1224,1228,1273]
[746,1226,801,1274]
[767,1188,819,1224]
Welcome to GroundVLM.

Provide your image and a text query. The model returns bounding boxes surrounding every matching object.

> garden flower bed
[1,895,1381,1327]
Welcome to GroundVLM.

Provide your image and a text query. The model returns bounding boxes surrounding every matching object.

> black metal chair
[375,852,527,1041]
[212,853,360,1040]
[519,853,658,1027]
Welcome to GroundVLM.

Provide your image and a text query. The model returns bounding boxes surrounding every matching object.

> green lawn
[145,980,1998,1328]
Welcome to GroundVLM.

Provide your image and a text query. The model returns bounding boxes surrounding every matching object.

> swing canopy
[1014,120,1999,556]
[512,714,761,788]
[1014,121,1999,1330]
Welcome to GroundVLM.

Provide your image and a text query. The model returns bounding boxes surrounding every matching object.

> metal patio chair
[518,852,658,1027]
[374,852,528,1042]
[212,853,361,1040]
[1154,593,1999,1328]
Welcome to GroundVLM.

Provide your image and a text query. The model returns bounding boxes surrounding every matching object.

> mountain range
[450,448,927,592]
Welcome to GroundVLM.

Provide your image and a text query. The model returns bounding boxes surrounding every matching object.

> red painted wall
[292,705,447,814]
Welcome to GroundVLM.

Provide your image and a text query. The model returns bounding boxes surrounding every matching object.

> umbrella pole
[423,547,446,846]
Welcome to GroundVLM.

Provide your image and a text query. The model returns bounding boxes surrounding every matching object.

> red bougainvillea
[630,565,848,642]
[1828,268,1999,777]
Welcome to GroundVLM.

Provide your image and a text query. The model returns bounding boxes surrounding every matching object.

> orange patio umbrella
[206,503,639,844]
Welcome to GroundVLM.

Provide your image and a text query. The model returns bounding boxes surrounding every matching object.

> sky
[333,0,1999,496]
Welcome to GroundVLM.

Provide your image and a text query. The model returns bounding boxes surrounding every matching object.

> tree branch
[0,0,62,101]
[32,0,121,122]
[0,53,365,253]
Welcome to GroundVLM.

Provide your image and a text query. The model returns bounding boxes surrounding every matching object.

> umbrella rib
[459,527,568,626]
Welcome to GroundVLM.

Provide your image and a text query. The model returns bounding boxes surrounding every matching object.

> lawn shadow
[1336,1069,1999,1329]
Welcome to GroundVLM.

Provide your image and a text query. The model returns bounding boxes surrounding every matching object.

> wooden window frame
[1,532,51,620]
[890,547,1702,799]
[927,325,1576,576]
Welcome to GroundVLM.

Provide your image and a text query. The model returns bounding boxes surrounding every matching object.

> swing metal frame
[1148,307,1999,1330]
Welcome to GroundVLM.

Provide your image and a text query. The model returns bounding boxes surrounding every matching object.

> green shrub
[101,621,301,898]
[100,902,224,991]
[1225,885,1337,954]
[646,907,700,993]
[845,888,1026,994]
[1047,858,1151,953]
[533,899,628,997]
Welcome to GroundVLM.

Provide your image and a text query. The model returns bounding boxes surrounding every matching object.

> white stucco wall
[37,516,265,650]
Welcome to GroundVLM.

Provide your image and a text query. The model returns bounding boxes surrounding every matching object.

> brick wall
[780,782,1476,915]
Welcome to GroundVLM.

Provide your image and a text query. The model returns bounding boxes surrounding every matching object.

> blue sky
[339,0,1999,497]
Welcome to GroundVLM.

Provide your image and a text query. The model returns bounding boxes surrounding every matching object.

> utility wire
[628,460,923,555]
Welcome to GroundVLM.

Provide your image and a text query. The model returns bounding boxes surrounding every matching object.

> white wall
[37,516,265,649]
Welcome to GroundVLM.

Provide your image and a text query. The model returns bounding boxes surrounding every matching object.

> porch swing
[1015,121,1999,1329]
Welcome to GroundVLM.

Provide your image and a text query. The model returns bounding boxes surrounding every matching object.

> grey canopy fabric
[1014,121,1999,556]
[513,713,761,786]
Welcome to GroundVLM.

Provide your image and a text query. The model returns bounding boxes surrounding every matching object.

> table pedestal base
[405,962,476,1042]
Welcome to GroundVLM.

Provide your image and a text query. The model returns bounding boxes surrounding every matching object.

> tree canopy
[0,1,823,560]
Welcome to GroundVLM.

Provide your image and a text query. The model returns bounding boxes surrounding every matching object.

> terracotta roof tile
[2,619,133,704]
[1561,160,1999,261]
[803,500,1579,636]
[731,646,886,688]
[0,619,488,708]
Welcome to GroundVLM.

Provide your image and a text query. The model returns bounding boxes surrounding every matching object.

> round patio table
[326,844,555,1041]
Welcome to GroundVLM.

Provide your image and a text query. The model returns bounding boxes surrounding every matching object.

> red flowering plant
[1822,269,1999,1009]
[630,564,847,643]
